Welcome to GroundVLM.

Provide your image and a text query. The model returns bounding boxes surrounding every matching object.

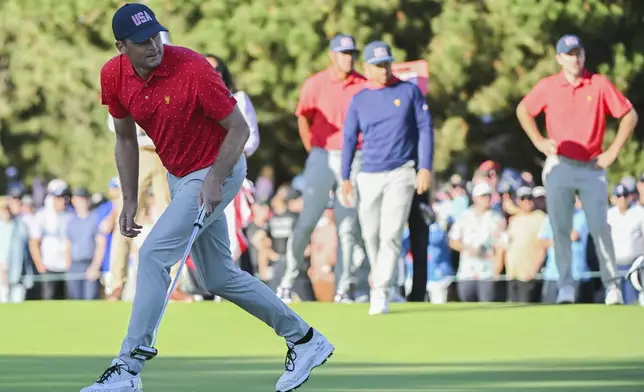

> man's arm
[209,106,250,182]
[65,239,72,271]
[295,78,317,152]
[113,117,140,203]
[413,87,433,172]
[341,100,360,181]
[90,234,107,273]
[516,80,556,156]
[602,77,638,155]
[297,116,313,152]
[194,59,249,182]
[605,108,638,155]
[28,214,45,273]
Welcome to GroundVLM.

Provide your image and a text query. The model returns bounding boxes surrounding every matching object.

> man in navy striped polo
[340,40,433,314]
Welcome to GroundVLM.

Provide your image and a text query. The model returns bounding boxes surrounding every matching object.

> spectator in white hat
[607,184,644,305]
[448,182,506,302]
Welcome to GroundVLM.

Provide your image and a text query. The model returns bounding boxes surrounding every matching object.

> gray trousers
[356,162,416,294]
[118,156,309,373]
[542,155,619,291]
[281,148,369,295]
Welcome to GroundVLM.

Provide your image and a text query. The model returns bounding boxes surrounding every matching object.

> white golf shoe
[605,287,624,305]
[275,329,334,392]
[368,290,390,315]
[80,359,142,392]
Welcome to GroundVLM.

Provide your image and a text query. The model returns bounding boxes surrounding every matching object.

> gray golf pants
[118,156,309,373]
[281,148,369,295]
[357,162,416,295]
[542,155,619,291]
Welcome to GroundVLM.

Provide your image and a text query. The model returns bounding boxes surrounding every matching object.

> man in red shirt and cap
[516,34,639,305]
[81,4,333,392]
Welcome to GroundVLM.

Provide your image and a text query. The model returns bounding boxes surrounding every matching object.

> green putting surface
[0,302,642,391]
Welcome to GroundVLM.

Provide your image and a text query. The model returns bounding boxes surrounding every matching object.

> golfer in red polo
[82,4,333,392]
[516,34,639,305]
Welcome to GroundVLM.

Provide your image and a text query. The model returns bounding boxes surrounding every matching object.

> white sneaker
[80,359,142,392]
[368,290,389,315]
[275,329,334,392]
[605,287,624,305]
[556,286,576,304]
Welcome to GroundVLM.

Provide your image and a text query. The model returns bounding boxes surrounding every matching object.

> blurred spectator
[247,202,272,286]
[499,187,546,303]
[95,178,119,294]
[449,182,506,302]
[255,165,275,203]
[31,174,47,209]
[7,188,24,216]
[537,196,591,304]
[65,188,106,300]
[449,175,469,219]
[532,186,546,212]
[607,184,644,305]
[0,202,32,303]
[267,186,301,289]
[5,166,23,195]
[637,173,644,207]
[204,54,260,157]
[29,181,71,300]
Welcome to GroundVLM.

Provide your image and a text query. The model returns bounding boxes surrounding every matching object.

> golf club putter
[130,205,207,361]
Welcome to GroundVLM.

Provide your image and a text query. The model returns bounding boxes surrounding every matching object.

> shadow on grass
[0,356,644,392]
[0,356,642,391]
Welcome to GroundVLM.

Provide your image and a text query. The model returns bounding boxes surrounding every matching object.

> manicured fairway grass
[0,302,642,391]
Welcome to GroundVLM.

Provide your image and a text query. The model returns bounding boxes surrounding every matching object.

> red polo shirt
[100,45,236,177]
[295,69,366,150]
[521,70,633,161]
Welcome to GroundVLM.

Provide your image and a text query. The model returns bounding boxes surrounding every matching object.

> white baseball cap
[472,182,492,198]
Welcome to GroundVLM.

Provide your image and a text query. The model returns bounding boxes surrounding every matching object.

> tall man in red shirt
[277,34,369,303]
[82,4,333,392]
[517,34,639,305]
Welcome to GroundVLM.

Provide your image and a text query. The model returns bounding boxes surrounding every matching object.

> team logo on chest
[394,99,401,107]
[165,96,170,105]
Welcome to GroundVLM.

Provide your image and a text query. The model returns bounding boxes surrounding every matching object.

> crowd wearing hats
[1,160,642,306]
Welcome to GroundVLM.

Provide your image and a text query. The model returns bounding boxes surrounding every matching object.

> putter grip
[194,206,206,228]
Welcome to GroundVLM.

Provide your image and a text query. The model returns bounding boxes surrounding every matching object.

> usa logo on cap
[340,37,354,47]
[563,36,579,46]
[374,47,388,58]
[131,11,153,26]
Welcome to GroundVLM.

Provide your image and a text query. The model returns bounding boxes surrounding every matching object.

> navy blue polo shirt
[341,78,433,179]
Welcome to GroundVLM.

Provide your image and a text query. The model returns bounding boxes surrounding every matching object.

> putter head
[130,345,158,361]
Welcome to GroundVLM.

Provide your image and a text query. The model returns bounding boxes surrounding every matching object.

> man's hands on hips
[416,169,432,194]
[199,171,224,215]
[596,148,619,169]
[534,138,557,156]
[120,201,142,238]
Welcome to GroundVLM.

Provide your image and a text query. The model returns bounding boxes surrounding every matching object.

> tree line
[0,0,642,192]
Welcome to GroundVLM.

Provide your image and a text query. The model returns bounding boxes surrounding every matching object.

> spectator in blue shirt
[341,40,433,315]
[65,188,106,300]
[537,197,590,304]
